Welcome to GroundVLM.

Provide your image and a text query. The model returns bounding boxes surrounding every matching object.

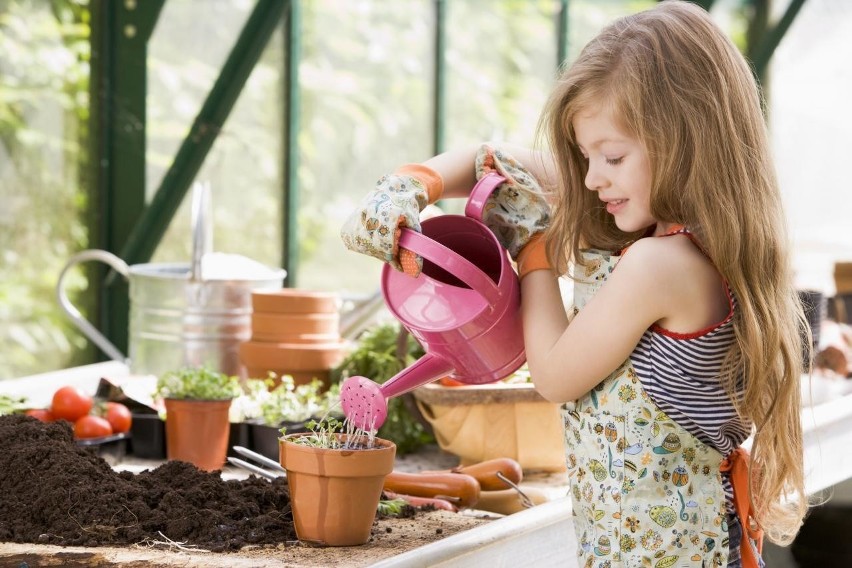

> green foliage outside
[0,0,93,378]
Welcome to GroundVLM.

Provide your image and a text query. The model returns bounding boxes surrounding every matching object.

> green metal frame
[90,0,165,356]
[282,0,301,283]
[433,0,447,155]
[749,0,808,81]
[88,0,803,358]
[90,0,292,355]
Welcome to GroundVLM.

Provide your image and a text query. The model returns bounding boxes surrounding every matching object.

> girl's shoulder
[617,232,704,275]
[616,234,730,333]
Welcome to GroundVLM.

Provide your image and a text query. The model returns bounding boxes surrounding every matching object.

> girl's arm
[423,143,557,199]
[523,236,725,403]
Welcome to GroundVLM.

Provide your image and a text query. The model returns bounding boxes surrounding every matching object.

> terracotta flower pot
[239,340,345,372]
[251,312,340,343]
[164,398,232,471]
[252,289,339,314]
[279,433,396,546]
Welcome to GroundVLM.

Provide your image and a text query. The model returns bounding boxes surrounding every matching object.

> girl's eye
[606,156,624,166]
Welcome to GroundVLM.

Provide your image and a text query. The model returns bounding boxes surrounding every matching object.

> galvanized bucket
[56,183,286,377]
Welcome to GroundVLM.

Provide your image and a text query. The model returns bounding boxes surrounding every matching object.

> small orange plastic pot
[164,398,232,471]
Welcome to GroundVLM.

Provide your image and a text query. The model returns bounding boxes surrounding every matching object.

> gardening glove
[476,144,552,279]
[340,164,443,277]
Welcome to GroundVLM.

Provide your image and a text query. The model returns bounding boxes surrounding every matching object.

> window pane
[0,1,90,378]
[148,1,284,271]
[296,0,434,295]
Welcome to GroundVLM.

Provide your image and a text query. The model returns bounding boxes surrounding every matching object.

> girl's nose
[585,163,606,191]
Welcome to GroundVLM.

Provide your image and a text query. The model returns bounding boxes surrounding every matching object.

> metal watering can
[340,173,526,430]
[56,183,286,377]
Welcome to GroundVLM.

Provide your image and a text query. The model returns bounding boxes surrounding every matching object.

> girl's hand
[475,145,552,262]
[340,164,442,276]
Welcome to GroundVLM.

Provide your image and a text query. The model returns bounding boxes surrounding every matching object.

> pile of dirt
[0,414,296,551]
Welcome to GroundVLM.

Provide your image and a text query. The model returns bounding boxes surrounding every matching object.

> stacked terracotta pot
[239,289,344,387]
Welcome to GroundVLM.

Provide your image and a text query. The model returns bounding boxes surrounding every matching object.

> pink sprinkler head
[340,376,388,431]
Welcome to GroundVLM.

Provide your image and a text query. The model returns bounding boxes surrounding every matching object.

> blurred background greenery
[1,0,850,380]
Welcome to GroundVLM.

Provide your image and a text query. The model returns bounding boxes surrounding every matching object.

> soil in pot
[0,414,295,551]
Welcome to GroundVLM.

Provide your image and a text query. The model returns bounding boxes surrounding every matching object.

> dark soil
[0,414,296,551]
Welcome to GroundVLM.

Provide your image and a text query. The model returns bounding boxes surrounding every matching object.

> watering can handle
[464,173,506,222]
[398,230,502,307]
[56,249,130,363]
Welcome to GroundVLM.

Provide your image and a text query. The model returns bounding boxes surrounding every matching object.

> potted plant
[155,367,242,471]
[279,417,396,546]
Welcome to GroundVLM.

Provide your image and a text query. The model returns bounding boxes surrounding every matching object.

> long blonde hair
[539,0,808,545]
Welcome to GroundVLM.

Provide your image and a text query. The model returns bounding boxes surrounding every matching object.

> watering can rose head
[155,367,242,401]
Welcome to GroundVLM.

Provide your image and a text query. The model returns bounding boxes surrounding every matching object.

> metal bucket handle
[56,249,130,363]
[56,182,213,363]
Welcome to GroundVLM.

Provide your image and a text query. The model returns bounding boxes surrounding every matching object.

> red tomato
[25,408,54,422]
[74,415,113,439]
[439,377,466,387]
[51,386,93,422]
[104,402,132,434]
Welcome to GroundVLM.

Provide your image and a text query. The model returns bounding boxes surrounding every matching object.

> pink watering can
[341,173,526,430]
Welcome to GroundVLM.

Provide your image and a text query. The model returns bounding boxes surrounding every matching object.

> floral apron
[563,250,730,568]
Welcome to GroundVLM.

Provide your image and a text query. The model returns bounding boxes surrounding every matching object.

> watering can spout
[340,353,454,431]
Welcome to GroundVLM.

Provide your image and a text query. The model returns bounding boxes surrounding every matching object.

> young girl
[341,2,807,566]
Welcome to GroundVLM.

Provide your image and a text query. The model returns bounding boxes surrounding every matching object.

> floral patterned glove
[476,144,552,278]
[340,164,443,277]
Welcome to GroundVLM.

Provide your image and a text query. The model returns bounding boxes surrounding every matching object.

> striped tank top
[627,228,752,511]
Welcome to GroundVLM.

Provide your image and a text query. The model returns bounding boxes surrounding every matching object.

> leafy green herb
[155,367,242,401]
[284,417,345,449]
[0,394,28,416]
[377,498,410,517]
[331,322,435,454]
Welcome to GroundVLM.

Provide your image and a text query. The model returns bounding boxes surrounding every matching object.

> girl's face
[573,106,664,235]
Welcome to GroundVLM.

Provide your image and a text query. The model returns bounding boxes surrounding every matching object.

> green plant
[261,379,341,426]
[376,498,411,518]
[155,367,242,401]
[0,394,27,416]
[282,417,345,449]
[230,374,342,425]
[331,321,434,454]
